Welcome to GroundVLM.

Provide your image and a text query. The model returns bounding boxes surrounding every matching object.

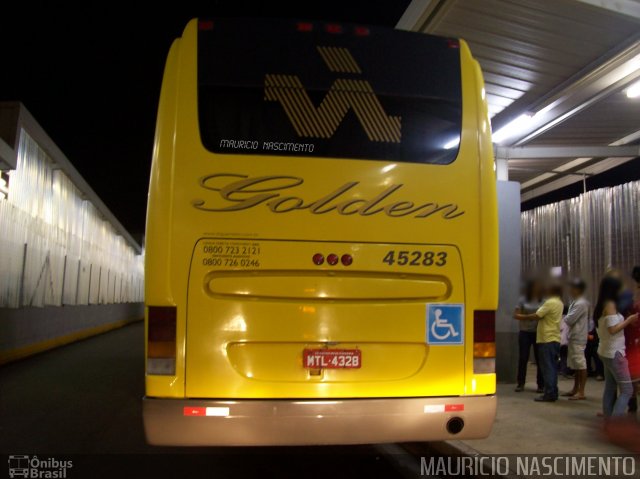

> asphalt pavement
[0,322,426,479]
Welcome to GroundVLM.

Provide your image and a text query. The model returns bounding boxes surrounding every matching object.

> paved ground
[0,322,422,479]
[462,364,635,454]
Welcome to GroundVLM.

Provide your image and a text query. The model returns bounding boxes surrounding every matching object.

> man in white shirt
[562,279,590,400]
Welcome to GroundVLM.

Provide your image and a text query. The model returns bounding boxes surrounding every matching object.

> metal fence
[521,180,640,297]
[0,129,143,308]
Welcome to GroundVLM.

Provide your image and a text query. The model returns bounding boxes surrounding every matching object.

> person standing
[594,276,638,418]
[559,317,571,377]
[605,268,635,315]
[513,279,544,393]
[624,267,640,414]
[515,283,564,402]
[561,279,590,400]
[586,317,605,381]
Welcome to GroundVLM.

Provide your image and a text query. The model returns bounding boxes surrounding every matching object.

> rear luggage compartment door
[185,238,466,398]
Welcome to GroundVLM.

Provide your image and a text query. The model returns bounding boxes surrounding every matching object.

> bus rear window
[197,18,462,165]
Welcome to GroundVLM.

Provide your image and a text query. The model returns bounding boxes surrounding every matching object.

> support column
[496,158,509,181]
[495,180,521,382]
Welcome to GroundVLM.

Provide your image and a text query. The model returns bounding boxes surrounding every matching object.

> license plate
[303,349,361,369]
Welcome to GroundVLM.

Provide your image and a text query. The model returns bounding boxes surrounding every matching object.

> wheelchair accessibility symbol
[427,304,464,345]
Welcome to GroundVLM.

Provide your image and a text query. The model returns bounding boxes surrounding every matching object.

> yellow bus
[143,17,498,446]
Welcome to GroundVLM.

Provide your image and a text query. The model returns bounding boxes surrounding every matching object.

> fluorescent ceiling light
[626,79,640,98]
[492,113,534,144]
[627,54,640,74]
[443,137,460,149]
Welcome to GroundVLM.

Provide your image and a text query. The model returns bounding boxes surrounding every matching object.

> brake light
[299,21,366,36]
[474,310,495,342]
[198,20,214,31]
[147,306,176,375]
[341,254,353,266]
[327,254,339,266]
[325,24,343,34]
[312,253,324,265]
[297,22,313,32]
[473,310,495,374]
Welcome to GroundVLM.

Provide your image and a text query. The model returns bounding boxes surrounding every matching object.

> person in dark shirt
[513,279,544,393]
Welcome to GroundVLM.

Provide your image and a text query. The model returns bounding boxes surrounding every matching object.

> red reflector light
[147,306,176,358]
[354,26,370,36]
[198,20,214,31]
[327,254,339,265]
[183,407,206,416]
[297,22,313,32]
[445,404,465,412]
[444,404,464,412]
[312,253,324,265]
[325,24,343,34]
[474,310,495,343]
[341,254,353,266]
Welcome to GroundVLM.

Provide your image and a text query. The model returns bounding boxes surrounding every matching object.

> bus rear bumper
[143,395,496,446]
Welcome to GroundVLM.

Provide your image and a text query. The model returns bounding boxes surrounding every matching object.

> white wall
[0,129,143,308]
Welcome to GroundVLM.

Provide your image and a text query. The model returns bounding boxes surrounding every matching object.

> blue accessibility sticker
[426,304,464,345]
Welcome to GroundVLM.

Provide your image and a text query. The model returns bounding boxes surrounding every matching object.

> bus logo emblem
[264,46,401,143]
[193,174,465,220]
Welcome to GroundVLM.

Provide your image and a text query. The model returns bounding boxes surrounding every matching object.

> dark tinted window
[198,18,462,164]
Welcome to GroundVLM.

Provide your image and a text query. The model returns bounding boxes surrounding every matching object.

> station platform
[454,366,636,455]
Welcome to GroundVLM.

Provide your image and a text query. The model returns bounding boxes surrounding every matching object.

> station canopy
[398,0,640,201]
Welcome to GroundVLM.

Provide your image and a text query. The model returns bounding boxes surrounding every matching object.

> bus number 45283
[382,250,447,267]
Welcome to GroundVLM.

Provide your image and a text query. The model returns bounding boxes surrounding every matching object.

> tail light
[473,310,495,374]
[326,254,339,266]
[147,306,176,375]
